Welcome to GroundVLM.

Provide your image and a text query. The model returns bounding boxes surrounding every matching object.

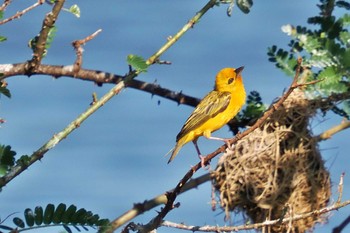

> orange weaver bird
[168,67,246,166]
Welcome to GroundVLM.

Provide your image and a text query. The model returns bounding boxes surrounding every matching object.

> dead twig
[72,29,102,74]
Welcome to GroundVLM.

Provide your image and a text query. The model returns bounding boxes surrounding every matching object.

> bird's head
[214,66,244,92]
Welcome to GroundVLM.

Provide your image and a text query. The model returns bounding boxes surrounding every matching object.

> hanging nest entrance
[211,90,331,232]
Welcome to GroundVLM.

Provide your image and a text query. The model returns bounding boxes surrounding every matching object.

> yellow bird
[168,67,246,165]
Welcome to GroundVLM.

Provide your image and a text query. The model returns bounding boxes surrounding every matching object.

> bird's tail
[166,139,186,164]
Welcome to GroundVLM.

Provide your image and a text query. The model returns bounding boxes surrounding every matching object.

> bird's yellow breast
[182,91,245,143]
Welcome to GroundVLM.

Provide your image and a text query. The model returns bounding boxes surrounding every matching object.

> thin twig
[0,0,44,25]
[337,172,345,204]
[72,29,102,74]
[108,174,210,231]
[0,70,135,189]
[161,199,350,232]
[0,0,12,12]
[146,0,217,65]
[315,120,350,142]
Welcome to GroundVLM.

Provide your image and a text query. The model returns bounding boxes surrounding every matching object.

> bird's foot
[199,154,210,170]
[224,139,234,150]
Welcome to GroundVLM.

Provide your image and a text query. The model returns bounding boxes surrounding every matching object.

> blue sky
[1,1,349,232]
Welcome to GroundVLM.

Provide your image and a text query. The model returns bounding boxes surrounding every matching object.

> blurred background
[1,0,349,232]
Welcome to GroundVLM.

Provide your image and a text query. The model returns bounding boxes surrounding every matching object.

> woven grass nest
[211,89,331,232]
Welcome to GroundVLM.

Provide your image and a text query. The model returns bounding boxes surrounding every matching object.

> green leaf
[241,91,266,120]
[16,155,31,167]
[45,0,55,4]
[62,4,81,18]
[0,36,6,42]
[318,66,338,84]
[46,26,57,50]
[82,211,93,225]
[237,0,253,14]
[13,217,25,228]
[34,206,43,225]
[0,145,16,176]
[336,1,350,10]
[75,208,87,225]
[340,13,350,27]
[316,66,347,95]
[70,208,86,224]
[28,26,57,57]
[0,224,14,231]
[68,4,80,18]
[61,204,77,224]
[43,204,55,224]
[24,208,35,227]
[53,203,66,224]
[63,224,73,233]
[340,48,350,68]
[331,105,350,119]
[126,54,149,73]
[339,31,350,48]
[343,100,350,119]
[267,47,297,77]
[0,86,11,98]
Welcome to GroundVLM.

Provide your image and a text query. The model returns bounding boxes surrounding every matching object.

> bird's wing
[176,91,231,141]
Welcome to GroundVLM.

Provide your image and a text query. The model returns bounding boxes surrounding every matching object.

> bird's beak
[235,66,244,75]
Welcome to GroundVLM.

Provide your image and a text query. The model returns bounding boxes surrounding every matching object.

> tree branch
[0,0,44,25]
[0,63,201,107]
[146,0,217,65]
[108,174,210,231]
[0,0,12,12]
[0,70,136,189]
[159,173,347,232]
[161,199,350,232]
[72,29,103,74]
[315,119,350,142]
[26,0,65,72]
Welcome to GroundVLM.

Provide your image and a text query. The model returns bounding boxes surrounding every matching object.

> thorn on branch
[156,60,172,65]
[90,92,98,106]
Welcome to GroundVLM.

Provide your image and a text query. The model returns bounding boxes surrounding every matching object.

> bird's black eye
[228,77,234,84]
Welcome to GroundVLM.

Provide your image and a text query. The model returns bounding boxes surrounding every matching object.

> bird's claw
[224,139,234,150]
[199,155,210,170]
